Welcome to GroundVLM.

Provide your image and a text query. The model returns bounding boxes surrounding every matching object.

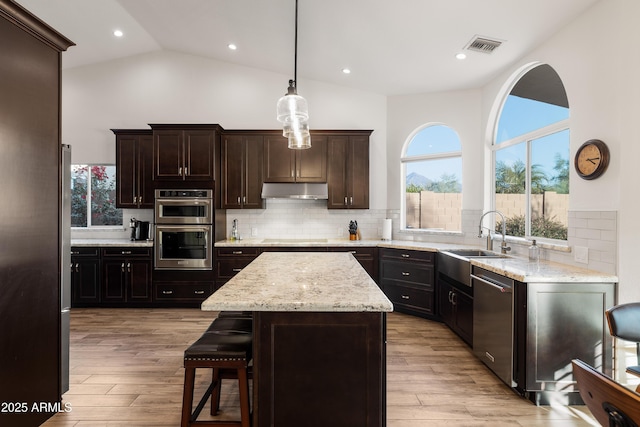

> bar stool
[217,311,253,319]
[206,317,252,335]
[181,333,252,427]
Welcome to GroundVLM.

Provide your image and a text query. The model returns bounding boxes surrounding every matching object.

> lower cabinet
[379,248,435,318]
[215,247,261,289]
[327,246,378,282]
[71,247,101,307]
[437,275,473,346]
[154,282,214,303]
[102,247,153,304]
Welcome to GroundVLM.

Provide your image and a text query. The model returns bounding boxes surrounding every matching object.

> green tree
[495,160,548,194]
[426,173,461,193]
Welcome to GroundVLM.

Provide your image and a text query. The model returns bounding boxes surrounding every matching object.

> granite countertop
[215,238,386,247]
[201,252,393,312]
[71,238,153,247]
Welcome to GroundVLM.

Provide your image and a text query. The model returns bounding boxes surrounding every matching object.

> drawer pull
[402,272,410,276]
[349,250,357,254]
[162,290,173,295]
[401,254,410,258]
[232,268,243,272]
[121,250,132,255]
[401,295,410,300]
[232,250,243,255]
[194,290,205,295]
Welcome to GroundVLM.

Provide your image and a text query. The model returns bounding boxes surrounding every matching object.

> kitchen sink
[438,249,509,287]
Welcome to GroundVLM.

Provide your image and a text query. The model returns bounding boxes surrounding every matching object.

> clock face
[574,139,609,180]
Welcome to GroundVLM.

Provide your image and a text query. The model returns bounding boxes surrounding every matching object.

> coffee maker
[129,217,150,241]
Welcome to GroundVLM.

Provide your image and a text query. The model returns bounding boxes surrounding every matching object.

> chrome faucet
[478,210,511,254]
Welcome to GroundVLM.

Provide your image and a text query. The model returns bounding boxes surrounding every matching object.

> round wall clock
[574,139,610,180]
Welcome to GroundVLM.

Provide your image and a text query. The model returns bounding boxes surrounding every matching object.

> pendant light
[276,0,311,149]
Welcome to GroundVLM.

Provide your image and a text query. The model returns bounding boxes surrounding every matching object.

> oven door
[155,225,213,270]
[155,198,212,224]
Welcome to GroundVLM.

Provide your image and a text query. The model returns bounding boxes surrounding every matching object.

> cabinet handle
[178,166,183,176]
[232,250,243,254]
[344,196,348,205]
[349,251,357,254]
[242,196,246,203]
[121,262,125,273]
[401,295,410,300]
[127,262,131,273]
[451,292,457,305]
[237,196,241,204]
[232,268,243,272]
[138,195,142,204]
[75,263,79,273]
[401,272,410,276]
[401,254,410,258]
[448,290,453,303]
[194,290,205,295]
[162,290,173,295]
[71,250,80,255]
[350,196,353,205]
[121,250,131,255]
[184,167,188,176]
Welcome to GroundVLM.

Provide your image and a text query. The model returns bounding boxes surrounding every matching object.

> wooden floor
[41,308,599,427]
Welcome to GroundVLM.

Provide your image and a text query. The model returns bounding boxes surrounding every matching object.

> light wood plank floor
[41,308,599,427]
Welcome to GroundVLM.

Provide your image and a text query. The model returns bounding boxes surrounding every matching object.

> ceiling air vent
[464,36,503,54]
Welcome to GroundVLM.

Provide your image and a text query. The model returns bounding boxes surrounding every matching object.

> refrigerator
[60,144,71,394]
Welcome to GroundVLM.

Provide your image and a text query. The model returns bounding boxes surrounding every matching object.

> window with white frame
[71,165,123,227]
[492,64,569,241]
[402,124,462,231]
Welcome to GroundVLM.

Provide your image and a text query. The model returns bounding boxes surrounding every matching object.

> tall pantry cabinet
[0,1,74,426]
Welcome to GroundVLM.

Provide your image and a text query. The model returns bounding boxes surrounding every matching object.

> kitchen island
[201,252,393,427]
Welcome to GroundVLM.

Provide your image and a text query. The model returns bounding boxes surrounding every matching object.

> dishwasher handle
[471,273,512,293]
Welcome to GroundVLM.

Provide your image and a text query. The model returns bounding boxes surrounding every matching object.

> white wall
[61,50,388,209]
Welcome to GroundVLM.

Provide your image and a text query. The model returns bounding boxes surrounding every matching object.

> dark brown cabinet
[215,247,261,288]
[327,132,371,209]
[101,247,152,304]
[151,124,221,182]
[221,133,265,209]
[327,246,378,282]
[264,133,327,183]
[438,276,473,346]
[71,247,101,306]
[113,129,154,208]
[379,248,435,318]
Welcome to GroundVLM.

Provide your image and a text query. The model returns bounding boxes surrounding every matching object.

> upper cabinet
[113,129,154,209]
[221,133,265,209]
[264,132,327,183]
[150,124,222,182]
[327,131,372,209]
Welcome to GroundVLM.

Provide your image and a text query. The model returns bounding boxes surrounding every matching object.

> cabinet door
[296,136,327,182]
[222,135,244,209]
[454,290,473,346]
[128,260,152,302]
[154,130,183,180]
[264,134,296,182]
[438,281,454,327]
[138,134,154,208]
[184,129,214,180]
[347,136,369,208]
[71,258,101,305]
[243,135,265,208]
[116,135,138,208]
[326,136,348,208]
[103,260,127,302]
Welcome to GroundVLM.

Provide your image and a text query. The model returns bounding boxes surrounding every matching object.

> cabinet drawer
[380,248,434,263]
[328,246,376,258]
[155,282,214,301]
[380,260,433,287]
[216,258,255,279]
[215,247,261,257]
[384,283,434,313]
[102,247,152,258]
[71,246,100,258]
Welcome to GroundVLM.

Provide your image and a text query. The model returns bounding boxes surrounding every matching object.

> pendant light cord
[294,0,298,90]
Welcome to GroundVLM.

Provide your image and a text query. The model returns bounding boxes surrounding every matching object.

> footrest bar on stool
[191,379,219,423]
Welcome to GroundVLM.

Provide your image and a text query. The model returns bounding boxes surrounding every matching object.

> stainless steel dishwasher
[472,266,516,387]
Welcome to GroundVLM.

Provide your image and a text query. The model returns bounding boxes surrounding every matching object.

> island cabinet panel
[379,248,436,318]
[221,133,264,209]
[71,247,101,306]
[263,132,327,182]
[113,129,154,208]
[101,247,152,304]
[327,246,378,282]
[327,132,371,209]
[254,311,386,427]
[151,124,222,182]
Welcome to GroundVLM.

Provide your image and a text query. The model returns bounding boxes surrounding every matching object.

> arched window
[401,124,462,231]
[493,64,570,241]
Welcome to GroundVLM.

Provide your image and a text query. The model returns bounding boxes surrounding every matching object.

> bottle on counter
[528,239,540,263]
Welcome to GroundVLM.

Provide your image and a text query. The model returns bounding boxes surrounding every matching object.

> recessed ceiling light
[113,29,123,38]
[228,44,237,50]
[455,52,467,60]
[342,68,351,74]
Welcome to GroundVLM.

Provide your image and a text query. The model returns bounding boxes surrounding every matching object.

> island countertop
[201,252,393,312]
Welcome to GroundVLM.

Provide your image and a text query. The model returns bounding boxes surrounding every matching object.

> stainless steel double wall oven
[154,189,213,270]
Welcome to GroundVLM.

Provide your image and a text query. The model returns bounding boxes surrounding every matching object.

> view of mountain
[406,172,431,188]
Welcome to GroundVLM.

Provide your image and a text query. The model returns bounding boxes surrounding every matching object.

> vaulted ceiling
[18,0,599,96]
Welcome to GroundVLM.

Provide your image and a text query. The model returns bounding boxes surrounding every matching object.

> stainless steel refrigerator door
[60,144,71,394]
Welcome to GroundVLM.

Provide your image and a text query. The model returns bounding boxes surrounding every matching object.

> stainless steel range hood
[261,182,328,200]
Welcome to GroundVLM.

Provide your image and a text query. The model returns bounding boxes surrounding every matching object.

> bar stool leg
[237,366,250,427]
[210,367,221,415]
[181,366,196,427]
